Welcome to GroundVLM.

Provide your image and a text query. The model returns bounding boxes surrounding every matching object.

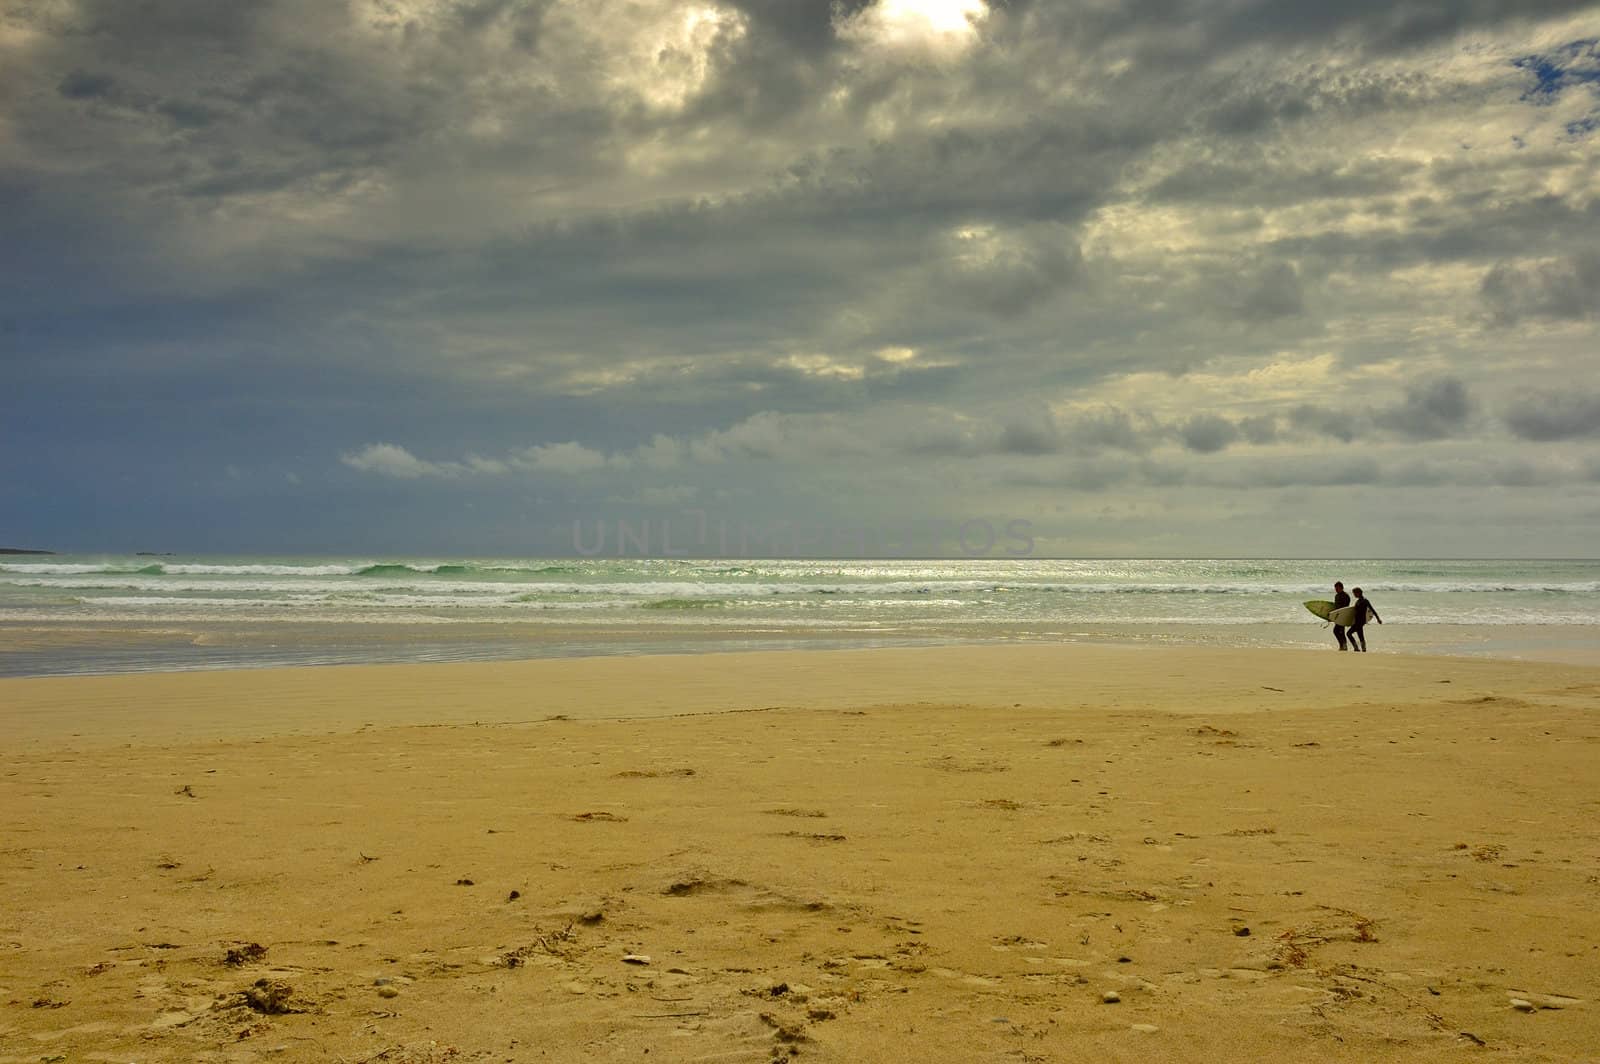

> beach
[3,644,1598,1062]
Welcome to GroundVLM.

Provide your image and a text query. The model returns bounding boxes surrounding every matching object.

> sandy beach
[3,644,1598,1062]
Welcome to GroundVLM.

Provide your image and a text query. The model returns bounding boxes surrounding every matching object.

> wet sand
[2,645,1598,1061]
[8,617,1600,680]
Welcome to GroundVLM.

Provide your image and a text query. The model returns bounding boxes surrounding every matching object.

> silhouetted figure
[1347,587,1383,652]
[1331,581,1350,651]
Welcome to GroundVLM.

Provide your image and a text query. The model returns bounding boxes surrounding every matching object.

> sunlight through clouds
[601,2,748,110]
[837,0,987,54]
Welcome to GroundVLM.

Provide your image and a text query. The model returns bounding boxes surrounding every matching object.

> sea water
[2,555,1596,676]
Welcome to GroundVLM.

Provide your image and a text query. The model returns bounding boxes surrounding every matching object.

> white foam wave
[160,563,368,576]
[9,568,1598,596]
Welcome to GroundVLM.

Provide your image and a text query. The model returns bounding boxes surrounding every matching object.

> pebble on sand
[622,953,652,965]
[1510,998,1535,1012]
[1102,991,1121,1004]
[377,986,400,999]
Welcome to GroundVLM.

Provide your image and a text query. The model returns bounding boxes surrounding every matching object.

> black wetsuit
[1332,589,1351,650]
[1348,596,1381,652]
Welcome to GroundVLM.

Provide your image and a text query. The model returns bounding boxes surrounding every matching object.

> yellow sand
[2,645,1598,1062]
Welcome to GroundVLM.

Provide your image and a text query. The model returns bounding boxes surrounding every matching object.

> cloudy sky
[3,0,1598,557]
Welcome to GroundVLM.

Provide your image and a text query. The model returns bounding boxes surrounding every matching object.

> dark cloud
[1179,414,1240,454]
[1203,88,1315,136]
[1375,377,1473,440]
[56,70,117,99]
[70,0,265,48]
[1501,391,1600,441]
[1218,262,1305,322]
[155,98,227,129]
[995,403,1062,455]
[1289,404,1359,443]
[1213,0,1599,54]
[1480,252,1600,324]
[719,0,868,53]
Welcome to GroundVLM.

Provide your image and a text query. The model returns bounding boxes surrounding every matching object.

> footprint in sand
[925,755,1009,773]
[929,966,1000,987]
[659,873,833,914]
[1022,955,1091,969]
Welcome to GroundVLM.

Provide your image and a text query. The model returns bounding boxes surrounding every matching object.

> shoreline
[3,617,1598,681]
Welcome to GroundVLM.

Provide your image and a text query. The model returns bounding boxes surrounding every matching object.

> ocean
[2,555,1596,676]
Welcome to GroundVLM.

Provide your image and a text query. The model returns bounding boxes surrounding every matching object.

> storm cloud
[2,0,1598,556]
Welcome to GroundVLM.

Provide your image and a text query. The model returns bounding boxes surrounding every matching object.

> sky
[2,0,1599,557]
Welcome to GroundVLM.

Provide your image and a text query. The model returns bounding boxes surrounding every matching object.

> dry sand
[2,644,1598,1062]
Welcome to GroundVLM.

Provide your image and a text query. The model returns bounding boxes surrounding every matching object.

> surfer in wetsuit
[1347,587,1382,652]
[1331,581,1350,651]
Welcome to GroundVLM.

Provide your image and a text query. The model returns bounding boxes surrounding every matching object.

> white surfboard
[1329,603,1369,627]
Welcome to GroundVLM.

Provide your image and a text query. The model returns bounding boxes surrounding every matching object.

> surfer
[1331,581,1350,650]
[1347,588,1382,652]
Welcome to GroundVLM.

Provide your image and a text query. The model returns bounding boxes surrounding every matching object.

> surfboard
[1304,600,1335,621]
[1329,603,1369,627]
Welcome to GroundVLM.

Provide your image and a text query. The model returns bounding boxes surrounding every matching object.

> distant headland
[0,547,55,555]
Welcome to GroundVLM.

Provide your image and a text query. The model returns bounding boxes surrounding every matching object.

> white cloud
[341,443,465,479]
[512,441,618,475]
